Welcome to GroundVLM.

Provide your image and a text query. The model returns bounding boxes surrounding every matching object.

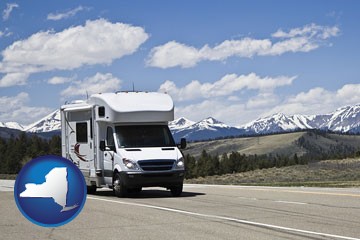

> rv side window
[98,106,105,117]
[106,127,115,147]
[76,122,88,143]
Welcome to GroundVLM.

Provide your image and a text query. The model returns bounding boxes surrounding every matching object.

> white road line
[275,200,308,205]
[185,184,360,197]
[237,196,258,201]
[88,196,360,240]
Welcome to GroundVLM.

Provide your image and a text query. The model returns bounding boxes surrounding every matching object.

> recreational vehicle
[61,92,186,197]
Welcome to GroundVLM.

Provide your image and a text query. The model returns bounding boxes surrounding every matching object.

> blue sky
[0,0,359,126]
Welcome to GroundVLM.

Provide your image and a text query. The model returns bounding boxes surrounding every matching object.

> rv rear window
[76,122,88,143]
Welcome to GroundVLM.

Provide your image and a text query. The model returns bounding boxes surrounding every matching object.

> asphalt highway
[1,180,360,240]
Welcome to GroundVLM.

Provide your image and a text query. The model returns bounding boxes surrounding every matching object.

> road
[1,180,360,240]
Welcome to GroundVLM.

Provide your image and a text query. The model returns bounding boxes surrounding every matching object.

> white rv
[61,92,186,197]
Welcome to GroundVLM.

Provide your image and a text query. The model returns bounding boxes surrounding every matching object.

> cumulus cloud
[147,23,339,68]
[159,73,296,101]
[169,81,360,126]
[174,99,266,126]
[61,72,121,97]
[0,19,149,87]
[147,41,201,69]
[0,92,52,124]
[246,93,279,109]
[262,84,360,118]
[0,72,29,87]
[47,6,86,21]
[2,3,19,21]
[47,76,73,85]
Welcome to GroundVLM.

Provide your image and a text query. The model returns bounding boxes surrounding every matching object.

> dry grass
[185,158,360,187]
[0,174,17,180]
[184,132,360,158]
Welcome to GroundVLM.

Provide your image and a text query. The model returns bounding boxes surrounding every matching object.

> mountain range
[1,104,359,141]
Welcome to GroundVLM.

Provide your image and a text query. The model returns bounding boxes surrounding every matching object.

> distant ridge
[1,104,359,141]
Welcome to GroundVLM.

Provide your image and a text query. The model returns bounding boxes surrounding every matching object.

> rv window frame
[98,106,105,117]
[76,122,88,143]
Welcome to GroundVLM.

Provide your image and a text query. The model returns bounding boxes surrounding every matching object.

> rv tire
[170,184,183,197]
[113,172,127,197]
[87,185,97,194]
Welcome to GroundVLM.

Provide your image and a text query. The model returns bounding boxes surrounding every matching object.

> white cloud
[0,92,52,125]
[0,19,149,87]
[47,76,73,85]
[246,93,279,109]
[264,84,360,117]
[147,23,339,68]
[147,41,201,69]
[61,72,121,97]
[0,72,29,87]
[0,28,13,38]
[271,23,339,39]
[47,6,86,21]
[2,3,19,21]
[159,73,296,101]
[170,82,360,126]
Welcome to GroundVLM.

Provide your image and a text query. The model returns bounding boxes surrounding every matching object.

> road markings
[88,196,360,240]
[275,200,308,205]
[237,196,258,201]
[187,184,360,198]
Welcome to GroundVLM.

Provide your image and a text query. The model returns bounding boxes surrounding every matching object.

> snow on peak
[25,110,61,133]
[195,117,229,130]
[0,122,25,131]
[169,117,195,130]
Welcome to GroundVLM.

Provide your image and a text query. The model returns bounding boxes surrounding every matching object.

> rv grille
[138,160,175,171]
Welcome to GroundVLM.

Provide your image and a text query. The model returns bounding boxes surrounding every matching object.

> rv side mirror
[108,145,116,152]
[180,138,187,149]
[99,140,106,151]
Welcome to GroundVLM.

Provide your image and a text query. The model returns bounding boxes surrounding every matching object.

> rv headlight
[175,157,185,169]
[123,158,139,170]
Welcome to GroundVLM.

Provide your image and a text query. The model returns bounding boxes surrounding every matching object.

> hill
[183,131,360,158]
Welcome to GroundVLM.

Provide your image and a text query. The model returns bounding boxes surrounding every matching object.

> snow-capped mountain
[171,117,244,142]
[168,117,195,131]
[323,105,360,132]
[24,110,61,133]
[242,113,314,134]
[0,122,25,131]
[242,104,360,134]
[0,103,359,141]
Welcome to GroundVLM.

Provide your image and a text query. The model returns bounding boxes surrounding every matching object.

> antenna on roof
[86,91,89,99]
[132,82,135,92]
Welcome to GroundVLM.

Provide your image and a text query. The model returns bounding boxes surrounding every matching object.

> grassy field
[185,158,360,187]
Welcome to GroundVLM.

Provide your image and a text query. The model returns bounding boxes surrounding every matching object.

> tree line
[184,138,360,179]
[1,131,359,178]
[184,150,307,179]
[0,133,61,174]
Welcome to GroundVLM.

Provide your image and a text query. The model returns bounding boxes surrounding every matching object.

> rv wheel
[113,172,127,197]
[87,185,97,195]
[170,185,183,197]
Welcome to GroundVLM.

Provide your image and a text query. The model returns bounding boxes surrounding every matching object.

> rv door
[66,110,94,177]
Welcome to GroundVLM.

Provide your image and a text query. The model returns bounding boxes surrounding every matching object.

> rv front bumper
[119,170,185,188]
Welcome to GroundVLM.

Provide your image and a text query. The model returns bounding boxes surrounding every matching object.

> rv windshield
[115,125,176,148]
